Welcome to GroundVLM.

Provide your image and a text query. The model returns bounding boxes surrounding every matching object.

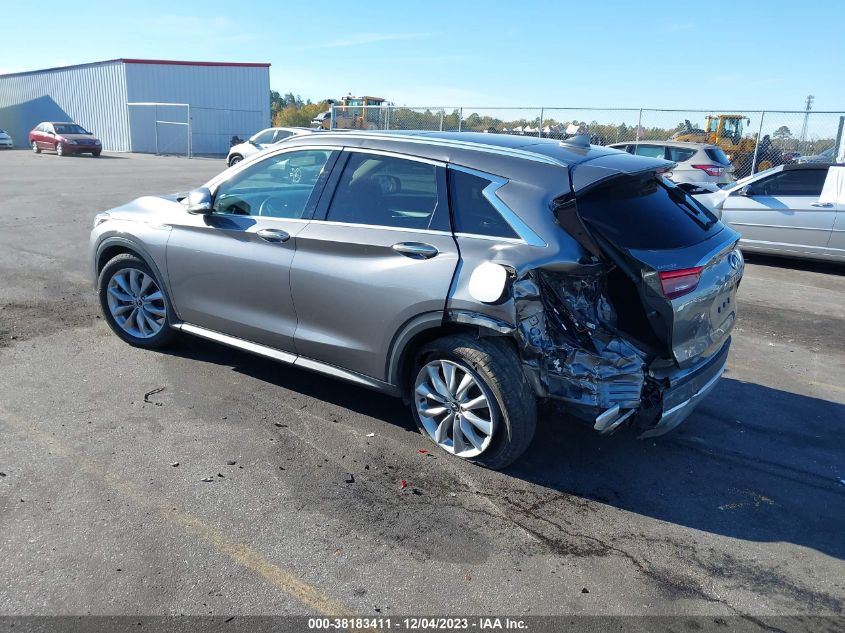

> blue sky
[1,0,843,111]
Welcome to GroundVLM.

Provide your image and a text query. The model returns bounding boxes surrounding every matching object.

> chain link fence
[330,104,845,176]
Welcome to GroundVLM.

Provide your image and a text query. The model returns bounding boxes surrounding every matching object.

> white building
[0,58,271,155]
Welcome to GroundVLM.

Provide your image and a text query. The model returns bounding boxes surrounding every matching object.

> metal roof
[0,58,270,79]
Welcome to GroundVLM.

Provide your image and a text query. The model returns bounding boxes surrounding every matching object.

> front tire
[411,335,536,469]
[228,154,243,167]
[56,142,64,156]
[98,253,175,349]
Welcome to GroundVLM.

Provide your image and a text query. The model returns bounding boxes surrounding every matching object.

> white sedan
[695,163,844,262]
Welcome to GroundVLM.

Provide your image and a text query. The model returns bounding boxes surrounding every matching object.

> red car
[29,121,102,157]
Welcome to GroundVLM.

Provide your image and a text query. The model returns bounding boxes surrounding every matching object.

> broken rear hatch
[565,157,743,370]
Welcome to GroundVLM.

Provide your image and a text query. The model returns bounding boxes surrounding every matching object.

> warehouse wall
[0,61,130,151]
[124,63,270,155]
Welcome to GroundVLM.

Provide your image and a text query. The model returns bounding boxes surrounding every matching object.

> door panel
[166,215,307,351]
[290,151,458,381]
[290,222,458,379]
[165,148,338,351]
[721,168,833,253]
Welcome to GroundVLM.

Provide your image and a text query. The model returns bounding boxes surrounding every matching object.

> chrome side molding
[173,323,398,395]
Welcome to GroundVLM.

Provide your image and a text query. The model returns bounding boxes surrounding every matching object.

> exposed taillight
[692,164,724,177]
[659,267,703,299]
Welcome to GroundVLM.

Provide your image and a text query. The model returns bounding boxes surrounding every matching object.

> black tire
[97,253,176,349]
[31,141,41,154]
[412,334,537,469]
[56,142,64,156]
[93,151,101,157]
[228,154,243,167]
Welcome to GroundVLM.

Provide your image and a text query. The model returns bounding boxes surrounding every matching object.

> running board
[173,323,398,395]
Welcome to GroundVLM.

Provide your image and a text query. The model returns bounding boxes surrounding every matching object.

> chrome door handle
[810,202,833,208]
[256,228,291,243]
[392,242,439,259]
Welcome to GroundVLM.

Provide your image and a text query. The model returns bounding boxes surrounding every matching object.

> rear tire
[98,253,175,349]
[31,141,40,154]
[411,334,536,469]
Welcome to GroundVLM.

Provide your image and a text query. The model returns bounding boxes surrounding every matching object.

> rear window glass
[705,147,731,165]
[576,175,721,250]
[667,147,696,162]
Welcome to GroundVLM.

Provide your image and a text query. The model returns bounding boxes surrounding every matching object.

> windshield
[54,124,90,135]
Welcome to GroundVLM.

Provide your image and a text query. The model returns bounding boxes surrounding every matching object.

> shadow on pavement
[744,252,844,276]
[166,337,845,560]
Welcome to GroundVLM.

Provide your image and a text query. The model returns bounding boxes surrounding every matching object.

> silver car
[226,127,319,167]
[696,163,845,262]
[90,132,743,468]
[0,128,13,149]
[608,141,735,187]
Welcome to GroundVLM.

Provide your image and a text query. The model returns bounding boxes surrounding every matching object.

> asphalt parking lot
[0,150,843,621]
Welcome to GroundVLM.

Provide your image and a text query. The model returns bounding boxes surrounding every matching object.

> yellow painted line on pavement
[0,406,352,617]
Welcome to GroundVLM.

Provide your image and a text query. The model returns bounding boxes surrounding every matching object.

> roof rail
[306,131,567,167]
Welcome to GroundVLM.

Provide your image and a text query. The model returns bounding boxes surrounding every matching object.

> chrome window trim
[450,164,547,247]
[454,232,526,245]
[343,146,445,167]
[289,132,567,167]
[307,219,452,236]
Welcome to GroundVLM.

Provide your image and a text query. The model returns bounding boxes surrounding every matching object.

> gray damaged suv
[90,132,743,469]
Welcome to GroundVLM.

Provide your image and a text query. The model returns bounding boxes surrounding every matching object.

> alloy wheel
[56,142,63,156]
[105,267,167,339]
[414,359,496,458]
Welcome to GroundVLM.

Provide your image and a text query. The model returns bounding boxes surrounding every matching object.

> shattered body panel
[443,149,742,438]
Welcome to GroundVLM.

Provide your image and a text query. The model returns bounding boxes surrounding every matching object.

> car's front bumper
[64,144,100,153]
[0,140,13,148]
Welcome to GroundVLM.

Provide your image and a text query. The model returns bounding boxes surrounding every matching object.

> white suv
[226,127,319,167]
[608,141,735,187]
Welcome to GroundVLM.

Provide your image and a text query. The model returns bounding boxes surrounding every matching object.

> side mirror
[184,187,213,214]
[737,185,754,197]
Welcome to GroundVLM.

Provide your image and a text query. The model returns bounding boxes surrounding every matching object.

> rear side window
[749,169,827,196]
[326,152,441,230]
[634,145,666,159]
[576,175,721,249]
[449,170,518,239]
[704,147,731,165]
[667,147,696,162]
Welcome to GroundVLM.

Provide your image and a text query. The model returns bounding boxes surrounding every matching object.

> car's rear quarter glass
[667,147,697,162]
[449,170,518,239]
[704,147,731,165]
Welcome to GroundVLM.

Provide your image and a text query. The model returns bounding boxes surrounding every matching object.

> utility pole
[799,94,814,143]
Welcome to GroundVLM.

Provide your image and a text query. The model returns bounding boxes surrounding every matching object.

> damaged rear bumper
[635,338,729,438]
[577,338,729,438]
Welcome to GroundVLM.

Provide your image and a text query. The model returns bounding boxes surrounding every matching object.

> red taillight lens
[692,164,724,177]
[659,267,703,299]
